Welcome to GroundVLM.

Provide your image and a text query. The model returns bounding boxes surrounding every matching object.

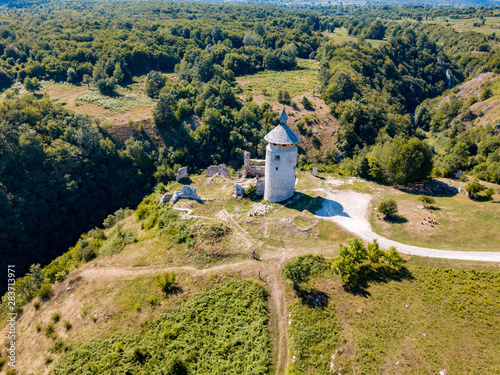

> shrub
[49,338,65,353]
[33,299,40,310]
[103,214,117,228]
[484,188,495,199]
[35,322,42,332]
[244,184,256,197]
[51,311,61,323]
[45,323,55,337]
[418,195,435,207]
[64,320,72,331]
[80,245,97,262]
[156,272,177,296]
[465,179,486,199]
[148,295,161,307]
[38,283,53,300]
[283,254,327,290]
[301,96,313,108]
[0,358,6,370]
[378,198,398,217]
[45,356,54,365]
[277,89,291,104]
[97,77,117,96]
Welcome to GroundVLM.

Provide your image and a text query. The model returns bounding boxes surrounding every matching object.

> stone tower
[264,108,300,203]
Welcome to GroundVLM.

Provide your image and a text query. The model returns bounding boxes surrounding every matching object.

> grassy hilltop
[1,172,499,374]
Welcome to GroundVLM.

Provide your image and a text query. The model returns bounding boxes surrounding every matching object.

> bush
[283,254,327,290]
[156,272,177,296]
[35,322,42,332]
[103,214,117,229]
[33,299,40,310]
[64,320,72,331]
[301,96,313,108]
[51,311,61,323]
[45,323,55,337]
[378,198,398,217]
[38,283,53,300]
[483,188,494,199]
[277,89,291,104]
[49,338,65,353]
[244,184,256,197]
[418,195,435,207]
[465,179,486,199]
[80,245,97,262]
[97,77,117,96]
[148,295,161,307]
[0,358,5,371]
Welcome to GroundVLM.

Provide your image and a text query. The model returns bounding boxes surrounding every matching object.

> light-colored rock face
[264,144,297,203]
[176,167,189,182]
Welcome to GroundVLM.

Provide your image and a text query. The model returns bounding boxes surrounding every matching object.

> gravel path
[316,190,500,262]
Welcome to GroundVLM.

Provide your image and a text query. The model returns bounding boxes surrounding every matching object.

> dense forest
[0,0,499,285]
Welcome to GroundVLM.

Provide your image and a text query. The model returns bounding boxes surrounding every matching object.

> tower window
[275,155,280,161]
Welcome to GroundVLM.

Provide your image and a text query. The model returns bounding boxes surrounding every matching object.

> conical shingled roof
[264,108,300,144]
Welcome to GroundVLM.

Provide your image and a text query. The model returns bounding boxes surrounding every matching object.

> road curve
[315,190,500,262]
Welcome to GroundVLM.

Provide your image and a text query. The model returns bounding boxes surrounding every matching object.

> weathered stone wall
[176,167,189,182]
[255,179,265,196]
[264,144,297,203]
[206,165,229,177]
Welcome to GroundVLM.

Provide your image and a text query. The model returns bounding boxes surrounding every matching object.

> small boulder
[234,183,244,196]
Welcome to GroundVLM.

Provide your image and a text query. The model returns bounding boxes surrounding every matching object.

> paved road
[315,190,500,262]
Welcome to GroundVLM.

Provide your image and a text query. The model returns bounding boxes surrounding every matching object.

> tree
[366,239,383,265]
[301,96,313,109]
[82,74,91,89]
[113,63,124,84]
[283,254,327,290]
[378,198,398,217]
[384,247,404,269]
[24,77,41,94]
[67,68,78,83]
[387,138,433,184]
[97,77,117,96]
[145,71,166,98]
[418,195,435,208]
[92,60,107,82]
[153,92,178,129]
[365,20,386,40]
[465,179,486,199]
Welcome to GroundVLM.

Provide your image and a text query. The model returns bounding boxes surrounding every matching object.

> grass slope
[371,182,500,252]
[54,279,271,375]
[237,59,320,100]
[286,260,500,374]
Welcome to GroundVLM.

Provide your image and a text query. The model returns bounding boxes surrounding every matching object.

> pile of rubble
[248,203,272,217]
